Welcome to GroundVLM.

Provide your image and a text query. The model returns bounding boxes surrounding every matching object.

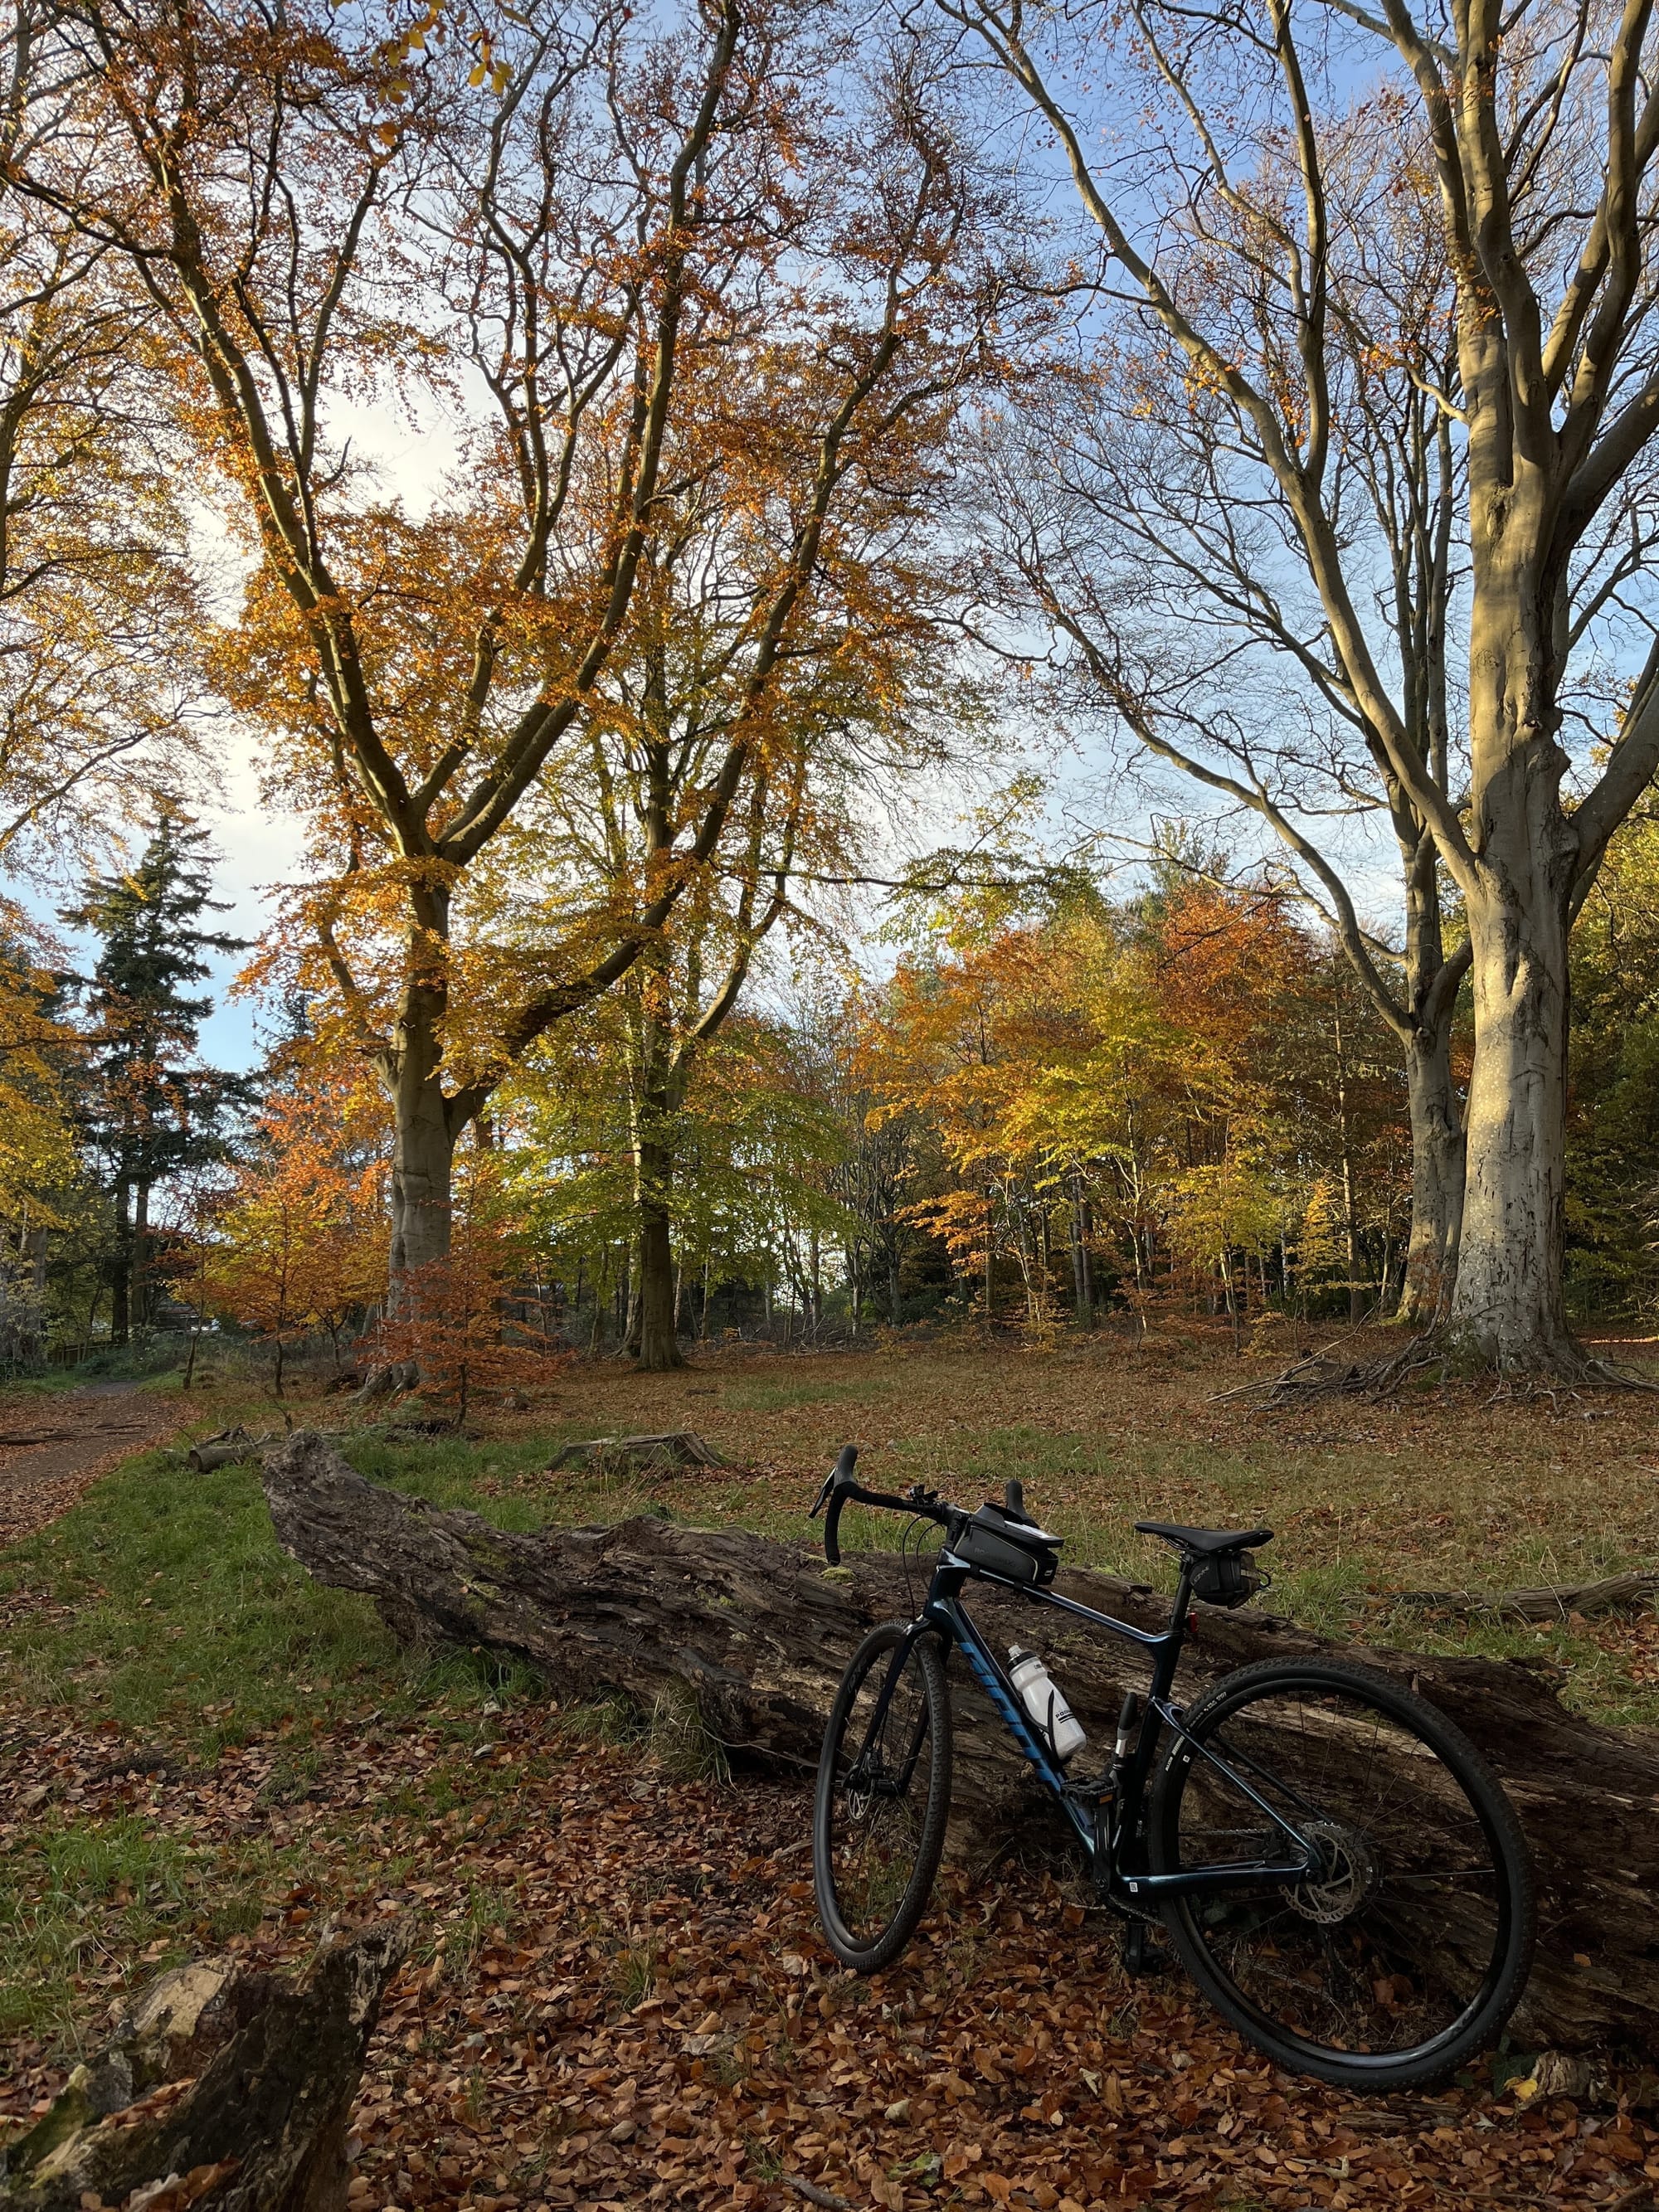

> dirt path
[0,1381,181,1549]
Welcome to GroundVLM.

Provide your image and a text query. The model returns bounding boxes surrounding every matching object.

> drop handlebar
[809,1444,961,1566]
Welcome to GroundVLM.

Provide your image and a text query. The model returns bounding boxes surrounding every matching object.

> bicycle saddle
[1136,1520,1273,1556]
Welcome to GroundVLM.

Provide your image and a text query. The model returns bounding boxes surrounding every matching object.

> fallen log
[1386,1568,1659,1623]
[187,1427,280,1475]
[260,1430,1659,2061]
[0,1918,409,2210]
[547,1430,725,1474]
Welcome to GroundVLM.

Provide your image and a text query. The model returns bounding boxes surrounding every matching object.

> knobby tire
[814,1622,952,1973]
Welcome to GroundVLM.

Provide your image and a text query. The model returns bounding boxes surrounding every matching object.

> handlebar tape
[823,1443,858,1565]
[824,1489,846,1566]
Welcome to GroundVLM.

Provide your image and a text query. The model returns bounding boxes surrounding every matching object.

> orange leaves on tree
[202,1062,387,1391]
[368,1145,564,1422]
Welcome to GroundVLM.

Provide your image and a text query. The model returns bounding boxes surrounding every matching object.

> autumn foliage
[860,880,1408,1331]
[202,1063,386,1391]
[365,1145,563,1422]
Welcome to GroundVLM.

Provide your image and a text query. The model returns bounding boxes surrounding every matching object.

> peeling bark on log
[0,1919,410,2210]
[260,1431,1659,2060]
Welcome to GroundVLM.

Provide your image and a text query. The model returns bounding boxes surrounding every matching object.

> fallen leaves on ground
[0,1387,181,1549]
[5,1690,1657,2212]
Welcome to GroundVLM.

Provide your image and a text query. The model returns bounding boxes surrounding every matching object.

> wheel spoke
[1160,1669,1526,2078]
[816,1631,947,1966]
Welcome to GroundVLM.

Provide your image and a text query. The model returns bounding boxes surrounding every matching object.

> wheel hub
[1289,1819,1380,1924]
[844,1763,876,1820]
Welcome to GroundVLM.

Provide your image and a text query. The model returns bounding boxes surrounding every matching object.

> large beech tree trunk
[262,1432,1659,2059]
[387,981,457,1302]
[1451,866,1577,1368]
[1390,810,1468,1328]
[625,1023,688,1372]
[630,1163,685,1373]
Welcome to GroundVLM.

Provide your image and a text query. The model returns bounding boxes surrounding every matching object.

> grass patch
[611,1940,659,2010]
[715,1375,898,1414]
[0,1413,564,2047]
[646,1685,732,1784]
[0,1445,402,1749]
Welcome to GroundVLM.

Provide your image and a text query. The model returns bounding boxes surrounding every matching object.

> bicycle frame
[857,1541,1321,1913]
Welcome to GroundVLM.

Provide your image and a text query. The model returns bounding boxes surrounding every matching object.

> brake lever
[811,1442,860,1519]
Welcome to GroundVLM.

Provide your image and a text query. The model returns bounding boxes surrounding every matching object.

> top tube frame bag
[951,1501,1060,1587]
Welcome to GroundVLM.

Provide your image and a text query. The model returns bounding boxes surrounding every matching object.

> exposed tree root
[1212,1328,1659,1406]
[1209,1333,1448,1405]
[347,1361,420,1408]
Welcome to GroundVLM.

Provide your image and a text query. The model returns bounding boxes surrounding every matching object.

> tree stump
[259,1430,1659,2060]
[0,1919,410,2210]
[545,1431,725,1475]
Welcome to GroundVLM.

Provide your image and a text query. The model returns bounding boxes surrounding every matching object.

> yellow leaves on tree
[860,875,1402,1328]
[861,907,1189,1321]
[0,936,79,1233]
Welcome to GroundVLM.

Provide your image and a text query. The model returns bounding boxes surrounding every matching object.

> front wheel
[814,1622,952,1972]
[1151,1655,1535,2091]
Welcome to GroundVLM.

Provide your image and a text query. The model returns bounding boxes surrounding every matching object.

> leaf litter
[5,1689,1658,2212]
[10,1334,1659,2207]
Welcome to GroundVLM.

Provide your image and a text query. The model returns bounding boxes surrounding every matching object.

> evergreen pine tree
[63,810,249,1344]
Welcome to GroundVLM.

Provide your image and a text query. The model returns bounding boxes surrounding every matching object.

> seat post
[1151,1562,1195,1700]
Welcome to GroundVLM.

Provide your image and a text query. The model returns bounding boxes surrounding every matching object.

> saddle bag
[1191,1550,1267,1608]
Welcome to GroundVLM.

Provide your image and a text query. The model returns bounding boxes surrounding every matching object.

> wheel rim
[823,1645,937,1952]
[1167,1678,1515,2069]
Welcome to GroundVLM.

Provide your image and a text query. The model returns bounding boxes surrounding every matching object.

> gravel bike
[809,1446,1535,2092]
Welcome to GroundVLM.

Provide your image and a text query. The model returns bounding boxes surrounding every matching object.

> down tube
[939,1600,1097,1853]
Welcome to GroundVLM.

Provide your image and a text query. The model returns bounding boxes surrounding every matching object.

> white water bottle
[1008,1646,1087,1763]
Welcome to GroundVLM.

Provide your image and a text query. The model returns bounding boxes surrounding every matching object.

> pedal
[1121,1919,1167,1977]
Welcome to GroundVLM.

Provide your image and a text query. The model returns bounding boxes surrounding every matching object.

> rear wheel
[1150,1656,1535,2090]
[814,1622,952,1971]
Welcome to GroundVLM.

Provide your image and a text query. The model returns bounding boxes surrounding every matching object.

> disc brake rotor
[1289,1819,1381,1925]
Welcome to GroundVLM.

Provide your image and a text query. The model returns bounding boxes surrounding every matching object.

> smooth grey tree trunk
[1397,1026,1466,1325]
[1451,872,1577,1368]
[381,979,463,1345]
